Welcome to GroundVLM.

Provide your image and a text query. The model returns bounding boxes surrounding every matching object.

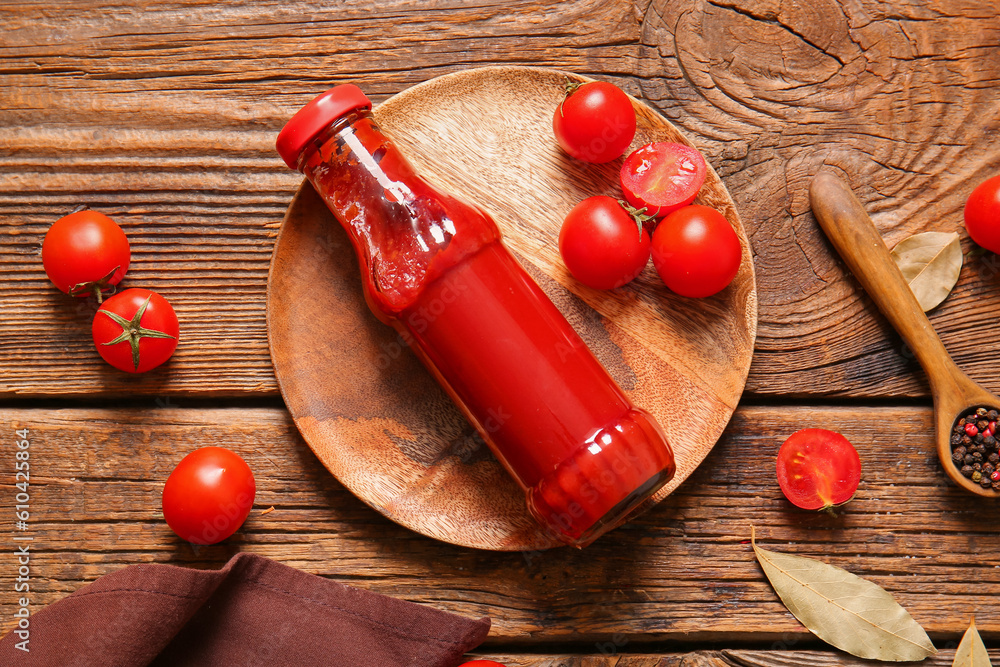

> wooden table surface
[3,0,1000,664]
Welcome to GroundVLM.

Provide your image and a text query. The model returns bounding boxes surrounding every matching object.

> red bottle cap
[275,84,372,169]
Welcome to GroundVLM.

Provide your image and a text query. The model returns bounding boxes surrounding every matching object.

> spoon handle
[809,170,961,392]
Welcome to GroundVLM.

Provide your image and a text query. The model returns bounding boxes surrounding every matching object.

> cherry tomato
[776,429,861,511]
[964,174,1000,253]
[650,205,741,298]
[559,196,651,290]
[92,288,179,373]
[458,662,507,667]
[162,447,256,545]
[552,80,636,163]
[620,142,707,218]
[41,209,130,298]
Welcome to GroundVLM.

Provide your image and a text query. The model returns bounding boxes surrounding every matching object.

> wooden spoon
[809,170,1000,498]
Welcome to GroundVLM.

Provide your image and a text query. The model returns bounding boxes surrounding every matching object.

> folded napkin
[0,552,489,666]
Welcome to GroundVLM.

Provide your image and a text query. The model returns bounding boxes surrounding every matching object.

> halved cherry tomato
[92,288,179,373]
[776,429,861,511]
[964,174,1000,254]
[553,80,636,163]
[42,208,130,299]
[620,142,707,217]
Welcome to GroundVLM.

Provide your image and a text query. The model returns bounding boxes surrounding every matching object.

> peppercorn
[952,407,1000,491]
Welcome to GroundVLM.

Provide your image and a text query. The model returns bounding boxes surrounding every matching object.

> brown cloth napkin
[0,552,490,666]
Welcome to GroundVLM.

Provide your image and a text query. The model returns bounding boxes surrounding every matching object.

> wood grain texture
[4,405,1000,642]
[811,170,1000,498]
[1,0,999,399]
[464,651,1000,666]
[268,66,755,550]
[636,0,1000,398]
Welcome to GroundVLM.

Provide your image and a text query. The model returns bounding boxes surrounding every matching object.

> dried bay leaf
[953,617,991,667]
[891,231,962,311]
[751,527,936,662]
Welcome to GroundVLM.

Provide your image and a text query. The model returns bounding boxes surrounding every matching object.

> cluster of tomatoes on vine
[551,79,741,297]
[42,208,179,373]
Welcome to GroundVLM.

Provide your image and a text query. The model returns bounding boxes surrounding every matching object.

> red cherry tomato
[458,662,507,667]
[651,205,741,298]
[776,429,861,511]
[559,196,651,290]
[92,288,179,373]
[552,81,636,163]
[620,142,707,218]
[964,174,1000,253]
[41,209,130,297]
[162,447,256,545]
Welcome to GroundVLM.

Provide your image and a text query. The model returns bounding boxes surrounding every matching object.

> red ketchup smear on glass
[277,85,675,547]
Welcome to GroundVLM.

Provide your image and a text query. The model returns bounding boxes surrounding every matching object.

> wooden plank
[0,0,1000,396]
[2,0,999,399]
[464,651,1000,666]
[2,405,998,642]
[0,0,638,399]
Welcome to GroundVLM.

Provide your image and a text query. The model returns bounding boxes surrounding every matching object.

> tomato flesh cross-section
[776,428,861,510]
[620,142,707,218]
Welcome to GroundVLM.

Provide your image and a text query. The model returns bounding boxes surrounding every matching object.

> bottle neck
[296,108,462,314]
[295,106,503,316]
[298,108,425,215]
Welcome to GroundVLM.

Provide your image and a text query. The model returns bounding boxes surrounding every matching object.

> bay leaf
[891,231,962,311]
[953,617,991,667]
[751,527,936,662]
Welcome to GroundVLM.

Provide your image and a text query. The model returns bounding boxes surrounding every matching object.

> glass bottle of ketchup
[276,85,675,547]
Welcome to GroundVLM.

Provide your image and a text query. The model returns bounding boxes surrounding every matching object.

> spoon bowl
[809,170,1000,498]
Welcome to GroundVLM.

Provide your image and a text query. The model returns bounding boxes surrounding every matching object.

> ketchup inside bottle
[280,87,675,547]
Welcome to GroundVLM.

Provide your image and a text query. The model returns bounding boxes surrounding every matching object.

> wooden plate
[267,66,757,551]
